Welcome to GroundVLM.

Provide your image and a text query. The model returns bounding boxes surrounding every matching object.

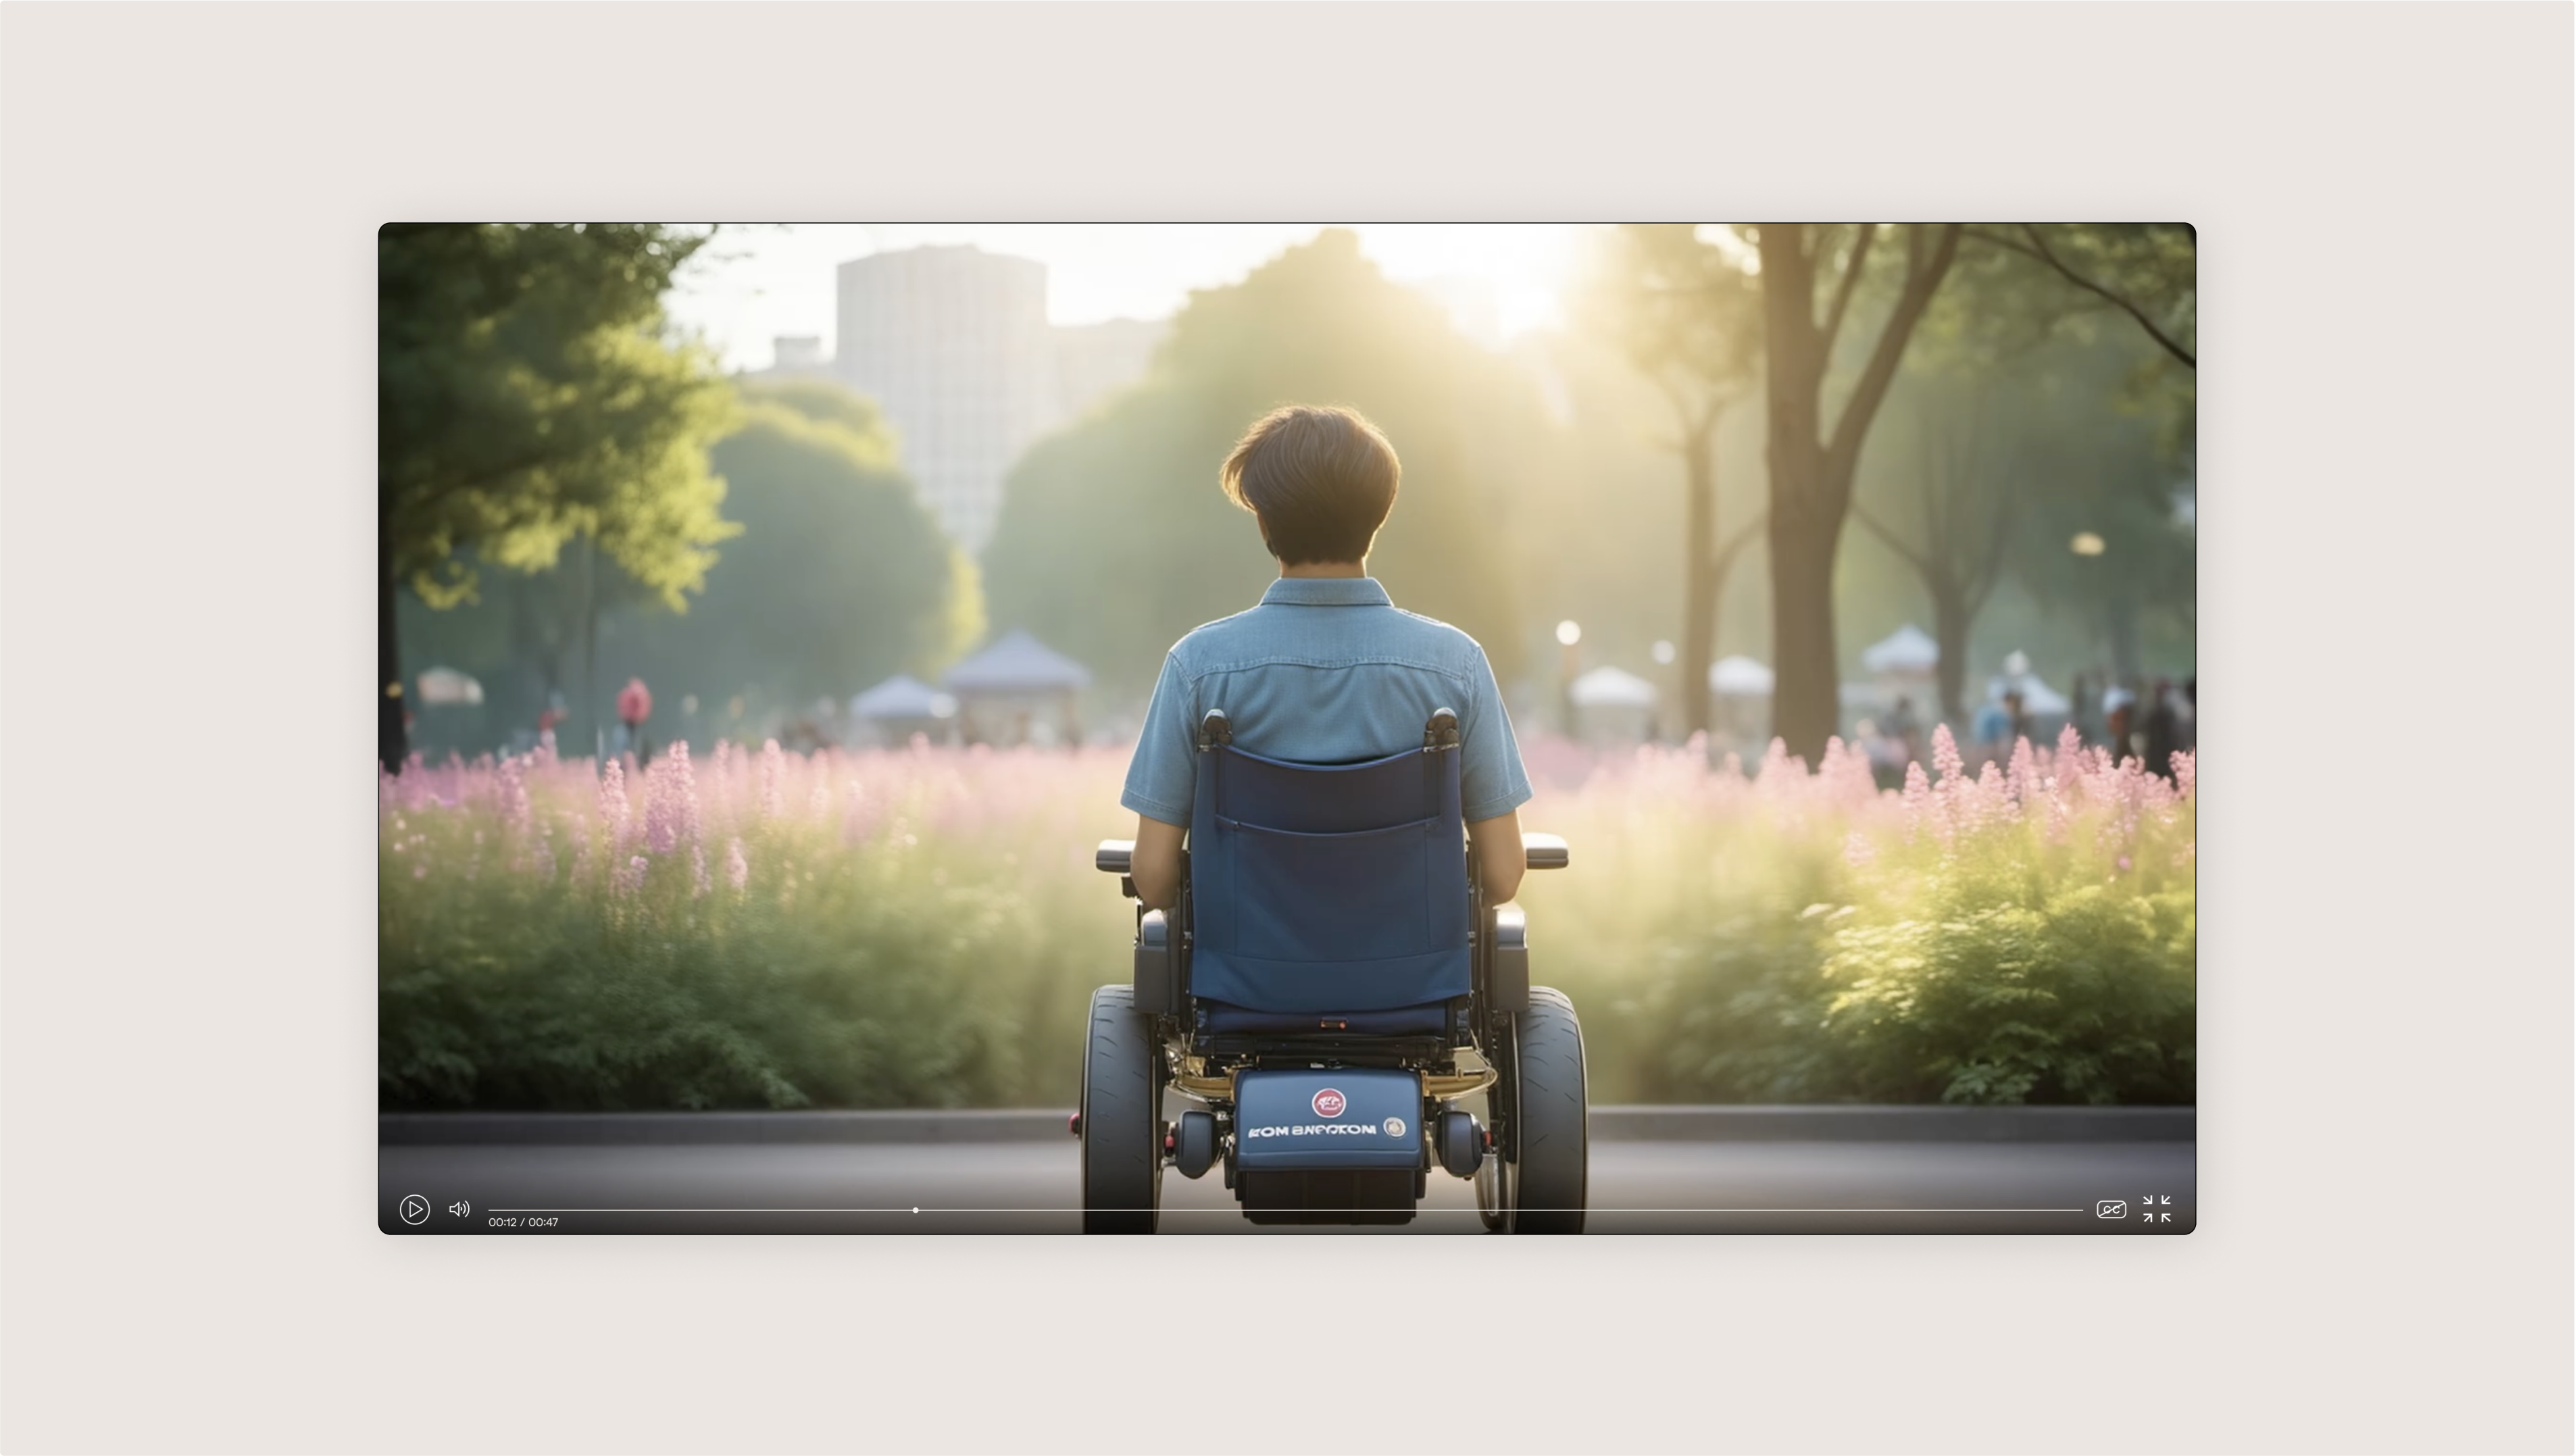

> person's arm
[1468,809,1525,905]
[1457,643,1535,904]
[1130,814,1186,911]
[1119,651,1197,909]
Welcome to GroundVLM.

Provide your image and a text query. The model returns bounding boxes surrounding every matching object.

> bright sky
[664,224,1598,373]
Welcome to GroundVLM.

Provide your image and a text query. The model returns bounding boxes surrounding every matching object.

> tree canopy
[378,223,738,609]
[623,388,982,710]
[378,223,738,766]
[982,229,1546,697]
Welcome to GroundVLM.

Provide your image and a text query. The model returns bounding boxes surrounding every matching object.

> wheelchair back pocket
[1213,815,1434,965]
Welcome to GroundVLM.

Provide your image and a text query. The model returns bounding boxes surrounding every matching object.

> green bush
[380,732,2194,1110]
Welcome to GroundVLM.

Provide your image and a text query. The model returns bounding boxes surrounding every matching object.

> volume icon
[448,1200,471,1218]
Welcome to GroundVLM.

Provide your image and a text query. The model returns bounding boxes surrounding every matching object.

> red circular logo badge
[1311,1087,1347,1118]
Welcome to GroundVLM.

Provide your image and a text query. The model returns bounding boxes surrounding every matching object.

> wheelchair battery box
[1232,1068,1424,1172]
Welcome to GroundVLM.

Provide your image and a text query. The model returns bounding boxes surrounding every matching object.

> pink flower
[618,678,653,726]
[692,843,711,898]
[2007,736,2037,806]
[726,838,749,891]
[643,740,700,855]
[2171,749,2195,801]
[614,854,650,897]
[1931,724,1964,785]
[597,758,630,841]
[498,757,531,836]
[759,738,784,819]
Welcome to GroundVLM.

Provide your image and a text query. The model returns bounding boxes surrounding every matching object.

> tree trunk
[1679,428,1717,742]
[378,537,407,774]
[1932,584,1972,724]
[1761,342,1839,757]
[579,533,603,761]
[1757,223,1961,764]
[1766,490,1841,762]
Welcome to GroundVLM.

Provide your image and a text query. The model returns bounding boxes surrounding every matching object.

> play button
[398,1194,431,1226]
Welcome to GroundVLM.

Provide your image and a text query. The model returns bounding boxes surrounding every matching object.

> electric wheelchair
[1082,706,1586,1232]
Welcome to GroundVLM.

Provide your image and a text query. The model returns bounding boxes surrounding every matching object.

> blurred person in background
[2101,685,2137,765]
[1972,690,2012,763]
[2143,678,2180,782]
[1880,694,1921,769]
[1119,405,1534,912]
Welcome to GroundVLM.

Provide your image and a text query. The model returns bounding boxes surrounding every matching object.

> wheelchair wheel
[1476,1023,1516,1232]
[1080,985,1163,1234]
[1474,1134,1512,1231]
[1505,986,1588,1234]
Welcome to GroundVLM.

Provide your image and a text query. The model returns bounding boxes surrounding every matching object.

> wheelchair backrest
[1185,708,1474,1015]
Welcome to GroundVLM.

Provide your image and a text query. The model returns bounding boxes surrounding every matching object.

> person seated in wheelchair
[1119,402,1534,924]
[1084,404,1584,1232]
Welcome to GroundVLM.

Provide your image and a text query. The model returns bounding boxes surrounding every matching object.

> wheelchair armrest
[1489,903,1530,1011]
[1523,832,1569,870]
[1095,839,1134,874]
[1134,909,1180,1015]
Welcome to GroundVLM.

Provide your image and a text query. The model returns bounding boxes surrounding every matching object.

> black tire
[1507,986,1587,1234]
[1080,985,1161,1233]
[1476,1019,1515,1232]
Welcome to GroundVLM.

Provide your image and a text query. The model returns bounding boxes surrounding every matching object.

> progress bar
[485,1206,2094,1215]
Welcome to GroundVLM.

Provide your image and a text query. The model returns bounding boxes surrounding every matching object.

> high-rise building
[1047,317,1168,430]
[740,334,832,386]
[834,246,1049,555]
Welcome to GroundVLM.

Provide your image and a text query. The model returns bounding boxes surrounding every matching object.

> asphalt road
[380,1111,2195,1236]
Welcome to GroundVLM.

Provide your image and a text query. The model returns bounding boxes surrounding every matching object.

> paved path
[380,1108,2194,1235]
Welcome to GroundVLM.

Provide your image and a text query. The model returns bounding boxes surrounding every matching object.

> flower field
[379,729,2195,1110]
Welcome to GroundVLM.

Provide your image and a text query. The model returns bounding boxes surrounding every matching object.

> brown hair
[1218,405,1401,566]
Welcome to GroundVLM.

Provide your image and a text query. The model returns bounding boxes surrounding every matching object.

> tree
[984,229,1541,697]
[618,391,982,713]
[1961,224,2196,370]
[1751,223,1963,761]
[378,223,737,770]
[1851,371,2030,722]
[1580,225,1766,740]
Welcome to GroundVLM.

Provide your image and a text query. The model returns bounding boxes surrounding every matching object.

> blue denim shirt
[1121,576,1534,828]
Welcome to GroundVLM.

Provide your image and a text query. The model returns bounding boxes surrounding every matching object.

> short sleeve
[1120,651,1198,827]
[1459,647,1534,822]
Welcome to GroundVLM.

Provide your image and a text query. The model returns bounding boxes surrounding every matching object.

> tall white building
[1047,317,1168,429]
[835,246,1049,554]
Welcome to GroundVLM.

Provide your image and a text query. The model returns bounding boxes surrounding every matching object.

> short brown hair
[1218,405,1401,566]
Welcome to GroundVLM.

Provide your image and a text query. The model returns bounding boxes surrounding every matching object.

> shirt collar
[1258,576,1394,608]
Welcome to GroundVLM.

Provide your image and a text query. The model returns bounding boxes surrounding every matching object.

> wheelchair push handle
[1522,832,1569,870]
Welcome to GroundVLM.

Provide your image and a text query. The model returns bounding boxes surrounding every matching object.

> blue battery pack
[1232,1067,1425,1172]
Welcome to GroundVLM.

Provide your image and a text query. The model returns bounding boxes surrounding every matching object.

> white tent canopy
[1861,624,1940,674]
[1709,655,1775,697]
[415,666,484,706]
[1995,674,2071,716]
[943,629,1093,693]
[851,674,956,720]
[1570,665,1658,708]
